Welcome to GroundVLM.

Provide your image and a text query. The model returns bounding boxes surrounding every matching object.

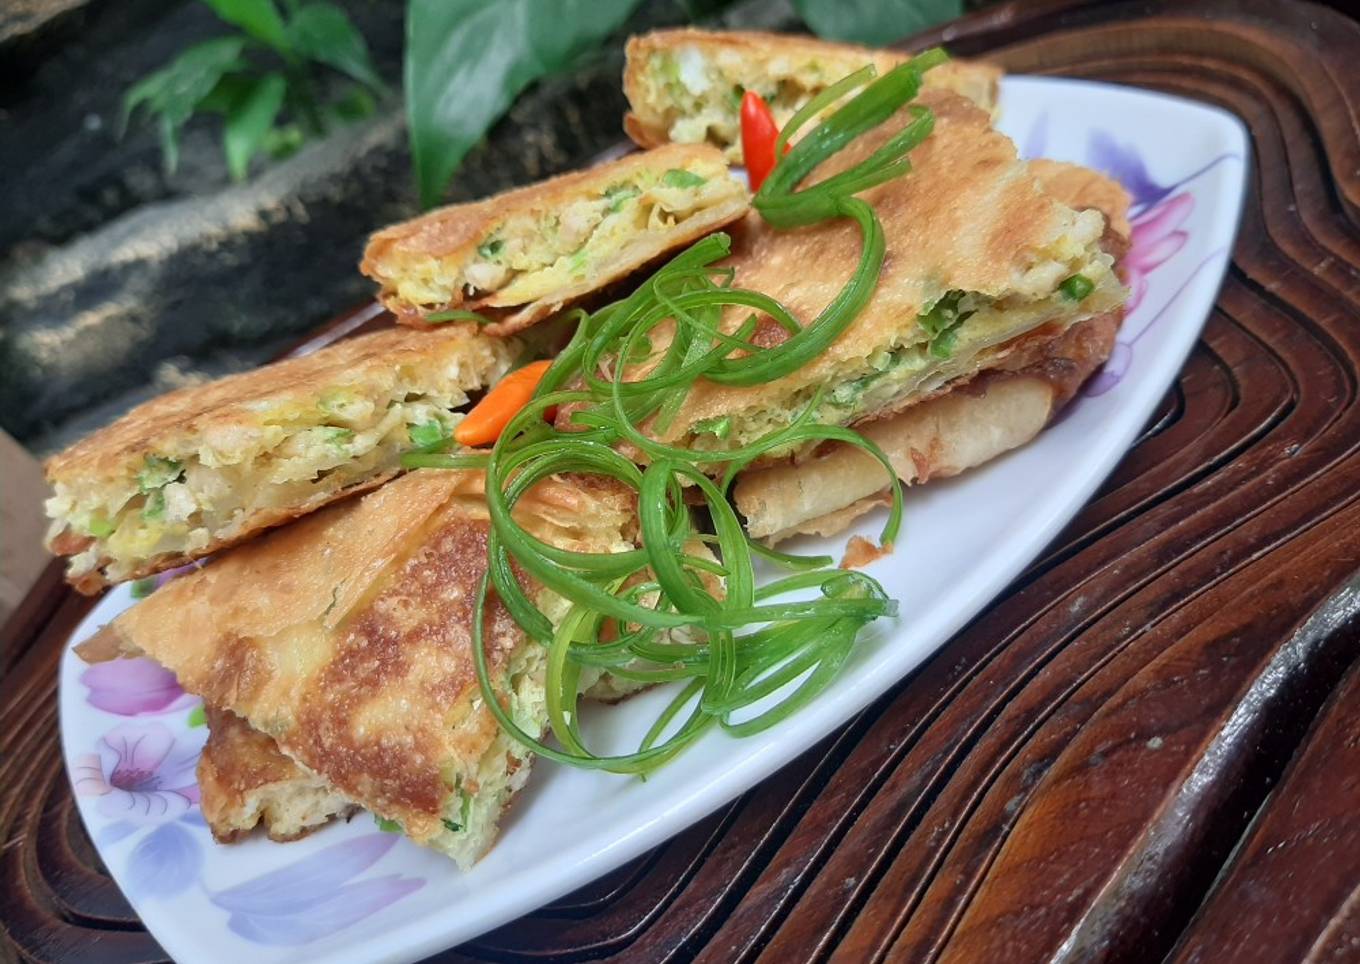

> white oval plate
[59,76,1248,964]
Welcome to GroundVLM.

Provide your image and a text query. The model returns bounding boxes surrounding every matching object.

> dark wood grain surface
[5,0,1360,960]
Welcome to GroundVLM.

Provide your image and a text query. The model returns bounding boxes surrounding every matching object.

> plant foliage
[123,0,384,181]
[404,0,644,209]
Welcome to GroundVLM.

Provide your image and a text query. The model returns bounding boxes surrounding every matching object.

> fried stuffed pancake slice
[734,310,1121,542]
[44,326,518,593]
[656,89,1126,455]
[734,161,1133,542]
[198,705,357,843]
[623,28,1001,161]
[78,468,638,868]
[196,670,650,845]
[362,143,749,335]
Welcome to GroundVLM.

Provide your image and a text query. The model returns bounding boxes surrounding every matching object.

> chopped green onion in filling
[409,420,448,448]
[142,488,167,521]
[1060,273,1095,300]
[84,514,116,538]
[137,455,183,493]
[695,415,732,439]
[477,238,504,259]
[661,168,707,188]
[917,290,975,359]
[130,576,158,599]
[324,427,355,451]
[374,815,402,833]
[605,183,640,212]
[425,309,495,325]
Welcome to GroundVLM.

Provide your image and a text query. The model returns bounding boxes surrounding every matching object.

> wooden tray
[5,0,1360,959]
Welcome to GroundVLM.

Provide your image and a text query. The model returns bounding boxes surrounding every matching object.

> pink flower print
[73,721,201,823]
[80,657,196,716]
[1125,192,1193,313]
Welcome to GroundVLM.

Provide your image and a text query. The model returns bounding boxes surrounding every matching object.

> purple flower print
[125,821,203,899]
[1124,193,1193,314]
[1087,130,1175,210]
[73,721,201,823]
[210,834,424,946]
[1079,192,1192,396]
[80,657,196,716]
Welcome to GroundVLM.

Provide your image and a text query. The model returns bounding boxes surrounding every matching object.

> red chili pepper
[740,90,787,192]
[454,360,554,447]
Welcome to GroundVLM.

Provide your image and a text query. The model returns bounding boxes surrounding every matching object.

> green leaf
[263,122,305,158]
[793,0,962,45]
[405,0,645,208]
[187,704,207,727]
[441,817,463,833]
[202,0,290,52]
[374,815,403,833]
[158,114,181,173]
[197,74,258,114]
[327,84,377,123]
[121,37,250,173]
[287,2,384,89]
[130,577,159,600]
[224,72,287,180]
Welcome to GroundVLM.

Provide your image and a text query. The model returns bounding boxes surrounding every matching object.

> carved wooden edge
[1170,580,1360,963]
[0,560,79,677]
[5,1,1360,962]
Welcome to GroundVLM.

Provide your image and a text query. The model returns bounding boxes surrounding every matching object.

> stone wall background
[0,0,959,456]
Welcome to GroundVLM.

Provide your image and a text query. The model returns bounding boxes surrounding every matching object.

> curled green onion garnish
[448,50,950,775]
[776,64,878,156]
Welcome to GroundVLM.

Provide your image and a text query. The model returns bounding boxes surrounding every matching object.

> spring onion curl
[452,49,950,774]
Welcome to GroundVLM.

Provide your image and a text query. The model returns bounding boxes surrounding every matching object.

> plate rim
[58,74,1250,964]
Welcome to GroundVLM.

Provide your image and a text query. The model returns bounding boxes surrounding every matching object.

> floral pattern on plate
[1023,113,1243,397]
[60,77,1248,964]
[65,579,425,950]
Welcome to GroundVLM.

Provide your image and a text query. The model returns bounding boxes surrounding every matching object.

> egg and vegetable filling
[383,160,746,313]
[626,37,998,161]
[680,248,1122,455]
[46,348,517,586]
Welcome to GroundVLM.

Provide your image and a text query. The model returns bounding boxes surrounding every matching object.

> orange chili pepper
[454,360,554,447]
[740,90,788,192]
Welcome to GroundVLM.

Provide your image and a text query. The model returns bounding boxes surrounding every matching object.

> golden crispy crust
[1030,159,1133,244]
[82,469,635,846]
[46,325,495,485]
[624,111,667,151]
[622,29,1001,154]
[664,89,1111,439]
[362,143,749,335]
[198,705,356,843]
